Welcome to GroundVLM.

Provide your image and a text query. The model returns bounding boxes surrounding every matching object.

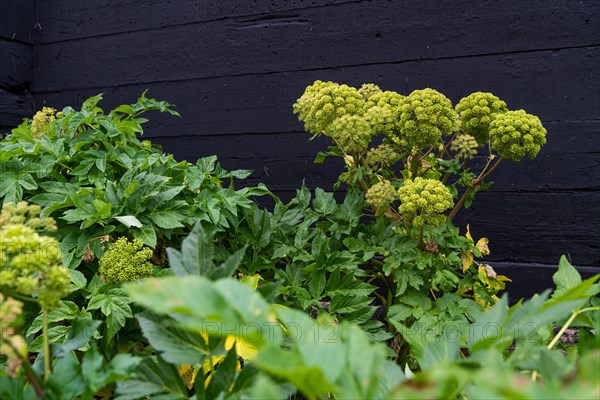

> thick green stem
[42,309,51,381]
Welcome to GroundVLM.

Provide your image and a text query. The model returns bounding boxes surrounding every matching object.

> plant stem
[448,158,503,221]
[532,305,600,382]
[42,309,51,381]
[548,306,600,350]
[21,359,45,399]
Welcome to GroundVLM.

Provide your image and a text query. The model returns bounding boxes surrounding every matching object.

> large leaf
[88,288,133,344]
[136,311,209,365]
[115,357,189,400]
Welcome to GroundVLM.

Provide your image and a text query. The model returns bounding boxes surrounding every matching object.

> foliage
[0,91,265,272]
[290,80,549,359]
[1,90,593,400]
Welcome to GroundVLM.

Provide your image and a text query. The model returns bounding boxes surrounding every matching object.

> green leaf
[132,224,157,247]
[421,340,460,369]
[114,215,143,228]
[313,188,336,215]
[150,210,185,229]
[88,289,133,344]
[166,223,215,277]
[115,357,189,400]
[136,311,208,365]
[552,255,582,298]
[54,317,102,357]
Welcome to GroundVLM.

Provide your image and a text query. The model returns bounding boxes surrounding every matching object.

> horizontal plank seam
[34,0,366,45]
[31,44,600,93]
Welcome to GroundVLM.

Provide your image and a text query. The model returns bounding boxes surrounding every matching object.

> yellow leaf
[496,274,512,282]
[461,251,474,272]
[240,274,261,289]
[225,335,259,360]
[179,364,198,390]
[465,224,473,242]
[476,237,490,255]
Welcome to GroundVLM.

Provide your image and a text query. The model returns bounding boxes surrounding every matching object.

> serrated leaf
[136,312,208,365]
[115,357,189,400]
[313,188,336,215]
[552,255,582,298]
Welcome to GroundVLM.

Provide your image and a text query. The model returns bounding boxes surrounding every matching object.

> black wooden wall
[0,0,34,134]
[1,1,599,281]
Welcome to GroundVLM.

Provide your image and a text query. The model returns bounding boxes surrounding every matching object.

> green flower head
[293,81,365,135]
[489,110,547,161]
[364,90,405,136]
[0,202,69,311]
[328,115,373,152]
[31,107,57,138]
[99,237,154,284]
[366,180,398,216]
[367,144,401,169]
[450,134,479,160]
[395,89,458,150]
[358,83,383,100]
[455,92,508,144]
[398,178,453,227]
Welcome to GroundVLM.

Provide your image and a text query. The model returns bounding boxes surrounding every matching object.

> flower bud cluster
[358,83,382,100]
[0,203,69,311]
[455,92,508,144]
[293,80,365,136]
[364,91,405,136]
[398,178,453,227]
[99,237,154,284]
[396,89,458,150]
[0,202,56,232]
[327,115,372,152]
[366,144,401,168]
[450,134,479,160]
[31,107,57,138]
[489,110,547,161]
[366,180,398,216]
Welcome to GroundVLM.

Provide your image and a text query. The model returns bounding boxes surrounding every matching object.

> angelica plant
[294,80,547,233]
[293,80,548,347]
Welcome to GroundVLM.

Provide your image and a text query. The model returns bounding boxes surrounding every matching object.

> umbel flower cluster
[293,80,548,227]
[30,107,57,138]
[0,202,70,311]
[99,237,154,284]
[398,178,454,227]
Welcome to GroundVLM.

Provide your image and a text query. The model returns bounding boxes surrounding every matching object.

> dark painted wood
[32,1,600,92]
[0,90,34,134]
[34,0,358,43]
[456,191,599,267]
[494,262,599,304]
[33,47,600,129]
[0,40,32,91]
[0,0,34,43]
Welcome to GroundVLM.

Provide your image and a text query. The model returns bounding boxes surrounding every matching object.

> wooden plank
[0,89,33,135]
[0,0,34,43]
[0,40,32,90]
[34,0,358,43]
[493,262,599,303]
[455,191,599,267]
[31,0,599,90]
[33,47,600,132]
